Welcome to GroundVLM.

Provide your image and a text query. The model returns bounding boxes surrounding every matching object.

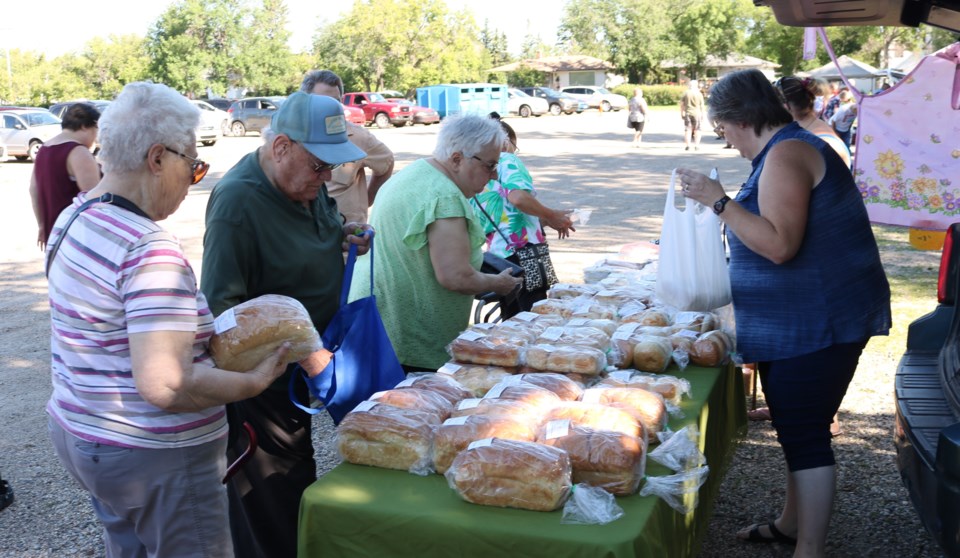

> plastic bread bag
[667,330,699,371]
[432,414,537,474]
[515,372,585,401]
[581,386,666,443]
[540,420,647,496]
[394,373,473,406]
[631,335,674,374]
[639,466,710,515]
[451,396,540,421]
[563,317,619,337]
[530,298,571,318]
[602,370,692,406]
[446,330,524,368]
[547,283,601,300]
[445,438,572,512]
[567,297,618,321]
[209,294,323,372]
[689,329,734,368]
[648,425,706,472]
[672,311,720,334]
[524,344,607,376]
[482,379,562,412]
[369,388,454,423]
[436,362,516,398]
[336,401,438,476]
[561,484,626,525]
[536,326,611,350]
[544,401,642,439]
[504,310,566,331]
[616,300,648,323]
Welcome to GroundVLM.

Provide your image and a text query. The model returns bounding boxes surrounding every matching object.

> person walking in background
[45,82,289,558]
[627,87,648,147]
[821,82,842,121]
[300,69,395,223]
[678,69,890,557]
[201,92,372,558]
[680,79,705,151]
[472,115,574,318]
[29,102,101,250]
[828,90,858,147]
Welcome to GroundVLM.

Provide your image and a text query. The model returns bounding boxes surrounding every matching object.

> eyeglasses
[292,141,342,173]
[471,155,499,172]
[164,147,209,185]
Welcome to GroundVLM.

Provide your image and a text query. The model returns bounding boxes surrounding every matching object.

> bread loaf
[582,387,666,442]
[544,401,641,438]
[437,362,514,397]
[598,371,690,404]
[631,335,674,373]
[690,330,732,367]
[516,372,584,401]
[209,294,322,372]
[451,397,538,420]
[525,344,606,375]
[445,438,572,511]
[547,283,600,300]
[564,317,618,337]
[483,382,562,412]
[447,331,522,367]
[433,414,536,474]
[394,373,472,406]
[538,421,646,495]
[337,402,438,473]
[370,388,454,423]
[535,326,610,351]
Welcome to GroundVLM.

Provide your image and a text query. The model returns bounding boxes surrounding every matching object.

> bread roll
[370,388,453,423]
[582,387,666,442]
[632,335,673,373]
[437,363,514,397]
[544,401,641,438]
[690,330,733,367]
[394,374,472,406]
[337,402,437,473]
[433,415,537,474]
[516,372,584,401]
[445,438,572,511]
[209,294,322,372]
[538,421,646,495]
[447,331,522,367]
[525,344,606,376]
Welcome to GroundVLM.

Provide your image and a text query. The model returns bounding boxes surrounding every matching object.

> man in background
[300,69,395,223]
[680,79,705,151]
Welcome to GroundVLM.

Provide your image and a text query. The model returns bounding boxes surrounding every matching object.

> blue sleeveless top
[726,122,891,363]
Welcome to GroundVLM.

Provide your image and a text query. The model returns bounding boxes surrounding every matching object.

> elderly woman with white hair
[44,82,288,558]
[349,114,522,372]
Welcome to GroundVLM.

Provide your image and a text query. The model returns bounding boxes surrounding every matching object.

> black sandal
[741,521,797,545]
[0,478,13,512]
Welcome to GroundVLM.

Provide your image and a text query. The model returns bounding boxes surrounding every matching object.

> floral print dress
[471,152,546,258]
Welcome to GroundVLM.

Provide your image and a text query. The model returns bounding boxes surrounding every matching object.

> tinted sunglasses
[292,141,342,173]
[164,147,210,185]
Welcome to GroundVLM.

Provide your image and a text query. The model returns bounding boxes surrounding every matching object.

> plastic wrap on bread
[514,372,585,401]
[543,401,642,439]
[369,388,454,423]
[437,362,515,397]
[446,330,524,368]
[433,414,537,474]
[582,386,667,443]
[538,420,647,495]
[394,373,472,406]
[336,402,438,475]
[525,344,607,376]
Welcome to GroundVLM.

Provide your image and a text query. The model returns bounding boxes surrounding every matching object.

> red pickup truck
[341,92,412,129]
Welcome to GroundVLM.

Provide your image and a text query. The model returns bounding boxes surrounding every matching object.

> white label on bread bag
[472,322,496,331]
[609,370,633,382]
[437,363,461,375]
[467,438,494,450]
[395,377,417,388]
[500,374,524,386]
[353,400,378,413]
[457,398,481,410]
[544,419,571,440]
[513,311,538,322]
[369,391,387,400]
[567,318,589,327]
[458,330,485,342]
[540,327,563,341]
[213,308,238,334]
[443,416,470,426]
[581,389,601,403]
[676,329,699,339]
[613,331,632,341]
[484,382,509,399]
[617,322,641,335]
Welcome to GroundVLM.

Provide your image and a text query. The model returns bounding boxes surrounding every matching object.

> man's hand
[343,222,374,255]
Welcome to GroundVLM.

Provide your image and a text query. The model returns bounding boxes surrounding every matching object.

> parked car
[201,98,235,112]
[384,99,439,125]
[341,92,412,128]
[507,88,549,118]
[48,100,112,120]
[226,96,286,136]
[343,104,367,126]
[559,86,628,112]
[378,90,407,100]
[0,109,62,161]
[519,86,586,115]
[189,100,226,146]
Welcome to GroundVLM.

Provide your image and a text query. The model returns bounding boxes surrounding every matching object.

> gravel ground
[0,109,946,557]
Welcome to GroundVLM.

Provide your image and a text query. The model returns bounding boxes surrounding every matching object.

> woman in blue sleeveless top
[678,69,891,557]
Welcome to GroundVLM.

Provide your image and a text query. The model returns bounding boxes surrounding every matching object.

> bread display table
[298,364,746,558]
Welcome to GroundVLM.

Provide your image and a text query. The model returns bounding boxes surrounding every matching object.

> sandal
[747,407,772,421]
[739,521,797,545]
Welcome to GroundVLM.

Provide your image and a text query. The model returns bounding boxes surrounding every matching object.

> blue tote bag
[289,231,405,423]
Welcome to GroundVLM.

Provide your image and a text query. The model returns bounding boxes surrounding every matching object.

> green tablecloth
[298,365,747,558]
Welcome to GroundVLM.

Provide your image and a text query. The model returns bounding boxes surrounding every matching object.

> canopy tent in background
[800,55,886,92]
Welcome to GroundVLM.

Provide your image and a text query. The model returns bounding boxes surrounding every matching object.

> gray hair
[300,70,343,98]
[261,126,278,146]
[97,82,200,174]
[432,114,506,160]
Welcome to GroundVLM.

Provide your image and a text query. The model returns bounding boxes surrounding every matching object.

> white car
[0,109,62,161]
[507,88,549,118]
[559,86,628,112]
[190,100,228,146]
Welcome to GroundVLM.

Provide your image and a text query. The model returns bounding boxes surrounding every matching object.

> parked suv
[226,96,286,136]
[48,100,112,120]
[506,88,548,118]
[519,86,585,115]
[559,86,627,112]
[341,92,412,128]
[0,109,61,161]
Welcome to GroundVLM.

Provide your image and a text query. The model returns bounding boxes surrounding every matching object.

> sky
[4,0,562,58]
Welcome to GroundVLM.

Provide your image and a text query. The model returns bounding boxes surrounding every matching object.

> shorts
[629,121,645,132]
[683,114,701,131]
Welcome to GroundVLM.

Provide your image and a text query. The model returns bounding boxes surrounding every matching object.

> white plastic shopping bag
[655,170,731,311]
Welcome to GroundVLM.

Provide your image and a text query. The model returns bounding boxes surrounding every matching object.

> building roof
[660,53,779,70]
[489,55,615,73]
[801,55,883,79]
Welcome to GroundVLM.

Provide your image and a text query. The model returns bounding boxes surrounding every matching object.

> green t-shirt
[201,149,345,386]
[350,159,485,370]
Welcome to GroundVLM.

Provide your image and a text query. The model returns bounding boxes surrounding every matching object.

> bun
[631,335,673,373]
[690,330,732,367]
[209,294,321,372]
[437,363,515,397]
[445,438,572,511]
[433,415,536,474]
[538,422,646,495]
[525,344,606,375]
[337,403,438,473]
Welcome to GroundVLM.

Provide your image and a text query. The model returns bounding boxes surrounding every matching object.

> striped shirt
[45,193,225,449]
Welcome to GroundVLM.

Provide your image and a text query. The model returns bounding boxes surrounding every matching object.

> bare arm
[676,140,823,264]
[66,145,101,191]
[366,159,394,206]
[129,330,288,412]
[29,170,44,249]
[507,190,575,239]
[427,217,521,296]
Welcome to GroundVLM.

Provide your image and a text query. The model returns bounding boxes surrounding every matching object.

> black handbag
[474,196,558,293]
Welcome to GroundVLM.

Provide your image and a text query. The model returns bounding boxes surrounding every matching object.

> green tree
[77,35,151,99]
[671,0,754,78]
[237,0,297,95]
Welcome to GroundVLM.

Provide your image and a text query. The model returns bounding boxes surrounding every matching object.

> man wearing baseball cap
[201,91,371,558]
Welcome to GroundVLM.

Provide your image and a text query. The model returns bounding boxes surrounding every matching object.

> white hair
[689,80,699,90]
[97,82,200,174]
[432,114,506,160]
[261,126,278,146]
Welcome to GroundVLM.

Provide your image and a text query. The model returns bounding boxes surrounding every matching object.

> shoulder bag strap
[473,195,515,250]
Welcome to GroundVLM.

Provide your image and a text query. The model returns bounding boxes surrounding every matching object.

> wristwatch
[712,195,731,215]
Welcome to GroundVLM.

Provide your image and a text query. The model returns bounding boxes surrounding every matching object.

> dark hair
[487,112,516,144]
[708,69,793,136]
[61,103,100,131]
[774,76,825,113]
[300,70,344,99]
